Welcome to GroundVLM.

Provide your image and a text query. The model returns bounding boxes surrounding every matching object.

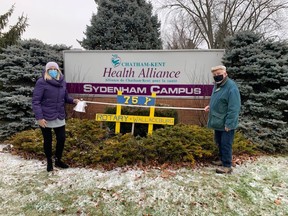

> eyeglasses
[48,69,58,71]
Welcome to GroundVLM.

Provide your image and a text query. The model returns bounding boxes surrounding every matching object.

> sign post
[115,91,122,134]
[95,91,174,135]
[148,92,156,135]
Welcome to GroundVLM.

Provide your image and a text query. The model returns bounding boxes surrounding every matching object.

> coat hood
[46,75,65,87]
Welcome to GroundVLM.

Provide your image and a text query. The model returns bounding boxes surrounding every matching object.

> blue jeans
[214,130,235,167]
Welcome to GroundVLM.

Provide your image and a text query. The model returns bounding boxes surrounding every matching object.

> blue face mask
[48,70,58,79]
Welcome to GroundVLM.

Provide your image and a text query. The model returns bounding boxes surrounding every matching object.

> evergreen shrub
[7,119,256,168]
[223,31,288,153]
[79,0,162,50]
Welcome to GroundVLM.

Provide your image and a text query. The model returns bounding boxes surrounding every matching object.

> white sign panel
[64,49,224,97]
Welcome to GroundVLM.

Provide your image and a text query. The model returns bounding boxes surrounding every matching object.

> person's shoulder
[227,78,238,86]
[35,77,46,85]
[227,78,240,93]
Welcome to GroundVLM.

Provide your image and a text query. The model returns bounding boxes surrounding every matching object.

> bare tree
[159,0,288,48]
[165,11,204,49]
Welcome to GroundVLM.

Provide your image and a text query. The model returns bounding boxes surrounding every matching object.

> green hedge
[7,119,257,168]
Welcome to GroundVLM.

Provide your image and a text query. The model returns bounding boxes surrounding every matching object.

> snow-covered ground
[0,144,287,216]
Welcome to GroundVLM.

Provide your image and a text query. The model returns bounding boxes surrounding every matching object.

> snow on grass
[0,144,287,216]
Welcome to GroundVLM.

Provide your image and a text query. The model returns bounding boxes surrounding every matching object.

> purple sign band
[67,83,214,97]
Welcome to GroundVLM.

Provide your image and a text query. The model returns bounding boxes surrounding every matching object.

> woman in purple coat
[32,62,79,172]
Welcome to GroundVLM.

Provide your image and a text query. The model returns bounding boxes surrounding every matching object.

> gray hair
[211,65,226,72]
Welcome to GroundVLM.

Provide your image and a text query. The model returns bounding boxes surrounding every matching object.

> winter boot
[212,160,222,166]
[47,158,53,172]
[216,166,233,174]
[55,157,69,169]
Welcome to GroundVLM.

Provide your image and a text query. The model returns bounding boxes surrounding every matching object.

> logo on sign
[111,54,121,67]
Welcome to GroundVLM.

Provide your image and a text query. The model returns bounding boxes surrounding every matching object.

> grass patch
[0,152,287,215]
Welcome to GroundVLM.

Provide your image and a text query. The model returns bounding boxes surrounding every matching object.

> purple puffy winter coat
[32,74,74,121]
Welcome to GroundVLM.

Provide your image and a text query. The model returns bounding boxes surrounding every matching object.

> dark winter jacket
[207,78,241,131]
[32,74,74,121]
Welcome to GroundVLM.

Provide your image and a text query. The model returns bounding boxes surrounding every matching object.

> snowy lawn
[0,145,287,216]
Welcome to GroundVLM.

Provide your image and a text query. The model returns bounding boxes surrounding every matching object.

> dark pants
[40,126,66,160]
[214,130,235,167]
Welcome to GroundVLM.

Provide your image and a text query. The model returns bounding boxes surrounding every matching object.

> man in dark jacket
[204,65,241,174]
[32,62,79,172]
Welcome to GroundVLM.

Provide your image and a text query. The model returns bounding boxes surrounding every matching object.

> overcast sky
[1,0,97,49]
[0,0,165,49]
